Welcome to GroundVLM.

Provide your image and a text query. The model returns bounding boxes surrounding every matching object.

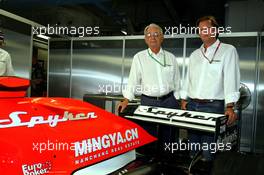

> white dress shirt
[123,48,181,101]
[0,48,15,76]
[181,39,240,104]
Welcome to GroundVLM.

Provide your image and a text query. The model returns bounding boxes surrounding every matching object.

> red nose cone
[0,77,30,98]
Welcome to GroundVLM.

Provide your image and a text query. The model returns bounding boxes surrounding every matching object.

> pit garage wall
[48,39,71,97]
[255,32,264,153]
[48,33,263,153]
[0,11,32,79]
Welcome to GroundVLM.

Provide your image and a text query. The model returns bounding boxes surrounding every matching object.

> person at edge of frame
[0,30,15,76]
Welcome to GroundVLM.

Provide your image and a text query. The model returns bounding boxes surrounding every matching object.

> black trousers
[141,92,180,109]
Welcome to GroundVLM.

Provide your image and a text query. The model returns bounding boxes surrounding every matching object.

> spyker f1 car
[0,76,156,175]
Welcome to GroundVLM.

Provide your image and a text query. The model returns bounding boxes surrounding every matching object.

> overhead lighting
[121,30,127,35]
[37,34,50,40]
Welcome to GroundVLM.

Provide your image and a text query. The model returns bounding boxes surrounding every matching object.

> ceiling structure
[1,0,228,36]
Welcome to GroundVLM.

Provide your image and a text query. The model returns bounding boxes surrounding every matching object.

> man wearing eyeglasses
[117,24,181,155]
[118,23,181,111]
[181,16,240,162]
[0,30,15,76]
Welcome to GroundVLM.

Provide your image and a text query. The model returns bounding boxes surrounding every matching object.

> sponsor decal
[22,161,51,175]
[0,111,97,128]
[217,129,238,146]
[129,105,232,132]
[139,106,218,121]
[74,128,140,165]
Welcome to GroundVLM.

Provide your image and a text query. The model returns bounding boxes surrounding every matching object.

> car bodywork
[0,77,156,175]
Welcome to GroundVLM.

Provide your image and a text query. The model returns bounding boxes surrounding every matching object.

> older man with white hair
[118,23,181,111]
[117,24,181,155]
[0,30,15,76]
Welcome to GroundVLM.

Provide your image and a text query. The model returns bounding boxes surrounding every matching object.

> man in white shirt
[0,30,15,76]
[117,24,181,156]
[181,16,240,161]
[118,23,181,111]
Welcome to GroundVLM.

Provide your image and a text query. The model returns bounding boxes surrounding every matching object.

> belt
[190,98,224,103]
[141,91,173,101]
